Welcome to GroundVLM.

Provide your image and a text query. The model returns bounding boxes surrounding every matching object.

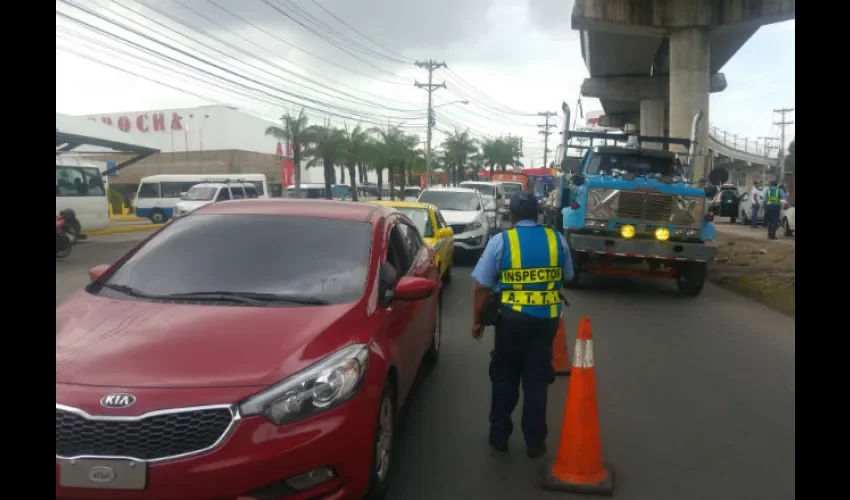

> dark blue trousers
[489,308,559,450]
[765,203,782,238]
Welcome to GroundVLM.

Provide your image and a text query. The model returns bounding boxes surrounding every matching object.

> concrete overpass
[572,0,795,181]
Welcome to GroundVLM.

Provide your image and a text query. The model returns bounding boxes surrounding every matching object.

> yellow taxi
[372,200,455,283]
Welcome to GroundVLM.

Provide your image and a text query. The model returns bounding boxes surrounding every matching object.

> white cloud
[55,0,795,165]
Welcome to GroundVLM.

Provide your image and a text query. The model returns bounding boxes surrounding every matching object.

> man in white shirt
[750,182,763,227]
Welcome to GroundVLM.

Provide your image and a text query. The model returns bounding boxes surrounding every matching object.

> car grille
[616,191,673,223]
[55,407,234,461]
[450,224,466,234]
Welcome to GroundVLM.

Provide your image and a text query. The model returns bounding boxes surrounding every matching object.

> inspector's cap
[509,191,538,220]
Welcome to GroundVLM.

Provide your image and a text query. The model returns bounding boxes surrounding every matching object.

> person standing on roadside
[470,191,573,459]
[750,181,763,228]
[762,179,787,240]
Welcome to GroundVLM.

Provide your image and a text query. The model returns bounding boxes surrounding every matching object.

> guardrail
[708,126,779,160]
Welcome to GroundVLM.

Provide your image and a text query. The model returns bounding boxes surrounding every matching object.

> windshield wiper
[100,283,152,298]
[161,291,329,305]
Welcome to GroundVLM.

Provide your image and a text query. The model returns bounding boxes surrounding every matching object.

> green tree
[265,109,309,198]
[341,124,371,202]
[441,129,479,185]
[784,139,795,174]
[303,124,345,199]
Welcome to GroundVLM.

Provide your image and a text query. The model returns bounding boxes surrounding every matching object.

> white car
[781,205,795,236]
[739,192,788,226]
[459,181,508,234]
[418,186,490,253]
[173,182,259,217]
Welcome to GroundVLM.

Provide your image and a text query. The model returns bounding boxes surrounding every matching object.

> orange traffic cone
[552,312,571,376]
[542,316,614,496]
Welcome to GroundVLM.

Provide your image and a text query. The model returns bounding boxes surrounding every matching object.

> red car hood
[56,292,363,389]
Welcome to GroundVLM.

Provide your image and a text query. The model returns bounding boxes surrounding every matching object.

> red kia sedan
[56,199,443,500]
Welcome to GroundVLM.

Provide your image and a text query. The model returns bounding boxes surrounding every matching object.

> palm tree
[369,126,407,200]
[303,124,345,199]
[265,109,309,197]
[441,129,479,186]
[341,124,370,201]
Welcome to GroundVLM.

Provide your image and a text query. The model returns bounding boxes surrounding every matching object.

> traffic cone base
[542,460,614,496]
[552,312,571,377]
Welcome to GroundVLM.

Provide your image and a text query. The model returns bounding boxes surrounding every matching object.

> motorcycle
[56,215,73,259]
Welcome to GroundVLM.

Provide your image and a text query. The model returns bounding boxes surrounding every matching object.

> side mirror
[571,174,586,186]
[437,227,454,239]
[394,276,437,301]
[704,186,718,198]
[89,264,110,282]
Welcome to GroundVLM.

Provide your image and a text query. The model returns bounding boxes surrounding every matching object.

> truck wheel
[675,262,707,297]
[564,250,582,288]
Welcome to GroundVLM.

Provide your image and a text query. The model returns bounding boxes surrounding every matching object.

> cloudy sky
[55,0,795,166]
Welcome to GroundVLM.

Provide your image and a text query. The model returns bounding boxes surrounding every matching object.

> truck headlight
[620,224,635,239]
[239,344,369,425]
[655,227,670,241]
[674,227,700,238]
[465,219,483,232]
[584,219,608,228]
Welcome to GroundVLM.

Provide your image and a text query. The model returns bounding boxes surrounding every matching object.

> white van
[56,156,109,233]
[459,181,507,233]
[135,174,269,223]
[173,182,260,217]
[418,187,490,253]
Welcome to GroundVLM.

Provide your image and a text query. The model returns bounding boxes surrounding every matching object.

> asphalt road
[56,232,795,500]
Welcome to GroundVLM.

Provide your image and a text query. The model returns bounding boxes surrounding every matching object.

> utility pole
[757,136,779,183]
[537,111,557,169]
[415,60,447,187]
[773,107,794,181]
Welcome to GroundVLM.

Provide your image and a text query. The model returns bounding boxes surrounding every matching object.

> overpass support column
[640,98,665,150]
[669,27,711,182]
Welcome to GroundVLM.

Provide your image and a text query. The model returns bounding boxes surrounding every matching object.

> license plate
[58,458,147,490]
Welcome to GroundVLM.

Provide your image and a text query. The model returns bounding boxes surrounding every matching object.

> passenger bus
[56,155,109,233]
[284,184,358,200]
[134,174,269,223]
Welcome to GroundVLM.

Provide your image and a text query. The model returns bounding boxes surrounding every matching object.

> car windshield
[181,186,218,201]
[97,215,372,305]
[586,153,674,176]
[461,183,496,197]
[418,191,480,211]
[501,183,523,196]
[397,208,433,238]
[403,188,421,197]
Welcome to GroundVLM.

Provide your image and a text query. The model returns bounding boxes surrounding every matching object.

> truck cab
[560,142,721,296]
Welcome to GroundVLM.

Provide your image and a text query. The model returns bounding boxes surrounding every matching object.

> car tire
[783,218,793,236]
[425,295,441,365]
[363,381,396,500]
[150,210,168,224]
[675,262,707,297]
[442,262,452,285]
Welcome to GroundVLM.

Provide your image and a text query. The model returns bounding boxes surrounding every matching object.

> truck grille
[616,191,673,223]
[56,406,234,461]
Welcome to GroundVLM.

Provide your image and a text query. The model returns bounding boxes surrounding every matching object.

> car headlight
[465,219,483,232]
[239,344,369,426]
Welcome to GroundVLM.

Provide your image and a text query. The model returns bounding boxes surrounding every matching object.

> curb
[87,224,164,236]
[109,215,146,222]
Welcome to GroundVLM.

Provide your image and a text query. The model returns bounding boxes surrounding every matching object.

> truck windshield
[502,183,523,197]
[586,153,674,177]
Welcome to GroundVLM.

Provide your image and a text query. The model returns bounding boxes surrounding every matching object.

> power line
[537,111,557,168]
[310,0,415,63]
[415,60,447,187]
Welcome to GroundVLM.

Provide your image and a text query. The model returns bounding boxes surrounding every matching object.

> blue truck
[554,104,725,297]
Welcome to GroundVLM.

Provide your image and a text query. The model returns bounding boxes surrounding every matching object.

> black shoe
[489,440,508,453]
[527,445,547,459]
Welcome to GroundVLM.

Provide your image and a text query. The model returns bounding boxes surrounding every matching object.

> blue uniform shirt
[471,220,574,290]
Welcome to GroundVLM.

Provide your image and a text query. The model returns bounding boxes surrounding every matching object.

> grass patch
[708,236,795,317]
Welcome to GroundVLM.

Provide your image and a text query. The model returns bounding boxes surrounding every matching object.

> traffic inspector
[470,190,574,458]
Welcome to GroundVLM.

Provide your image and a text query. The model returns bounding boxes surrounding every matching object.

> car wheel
[783,218,793,236]
[150,210,167,224]
[442,261,452,285]
[426,295,442,364]
[364,382,396,500]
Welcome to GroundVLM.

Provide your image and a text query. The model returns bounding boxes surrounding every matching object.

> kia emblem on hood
[100,393,137,409]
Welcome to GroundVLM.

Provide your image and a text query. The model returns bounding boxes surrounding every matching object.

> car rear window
[98,214,373,305]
